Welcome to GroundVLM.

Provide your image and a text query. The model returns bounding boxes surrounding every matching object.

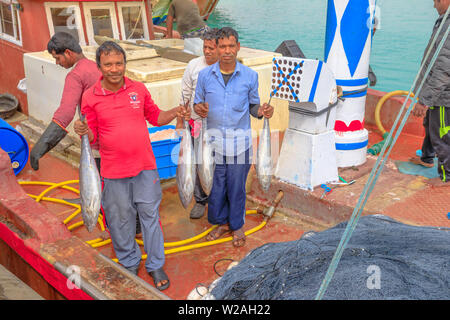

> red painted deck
[1,90,449,299]
[6,124,448,300]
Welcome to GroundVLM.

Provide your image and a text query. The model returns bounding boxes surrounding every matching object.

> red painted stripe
[0,221,93,300]
[334,119,365,132]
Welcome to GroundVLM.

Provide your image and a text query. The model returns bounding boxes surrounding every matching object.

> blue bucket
[0,118,29,175]
[148,125,181,180]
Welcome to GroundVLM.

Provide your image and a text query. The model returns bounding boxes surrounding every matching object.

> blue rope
[315,7,450,300]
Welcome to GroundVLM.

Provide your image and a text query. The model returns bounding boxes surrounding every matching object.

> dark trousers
[420,107,450,181]
[207,150,251,231]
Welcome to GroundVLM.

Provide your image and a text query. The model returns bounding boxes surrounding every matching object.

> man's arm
[180,62,194,107]
[52,72,84,130]
[141,87,180,125]
[193,70,209,117]
[166,5,175,39]
[248,71,274,119]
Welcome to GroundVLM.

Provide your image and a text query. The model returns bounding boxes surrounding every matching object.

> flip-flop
[206,224,231,241]
[149,268,170,291]
[232,228,246,248]
[409,157,434,168]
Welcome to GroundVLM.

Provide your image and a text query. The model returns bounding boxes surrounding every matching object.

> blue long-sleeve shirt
[194,61,261,157]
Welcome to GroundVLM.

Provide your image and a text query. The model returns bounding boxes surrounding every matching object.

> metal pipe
[53,261,110,300]
[97,253,170,300]
[262,190,284,220]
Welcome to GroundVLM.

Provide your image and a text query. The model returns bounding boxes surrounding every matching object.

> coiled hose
[368,90,415,155]
[18,180,270,262]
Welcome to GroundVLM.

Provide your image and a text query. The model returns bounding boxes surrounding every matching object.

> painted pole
[324,0,376,167]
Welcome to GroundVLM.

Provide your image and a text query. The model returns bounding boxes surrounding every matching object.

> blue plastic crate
[148,125,181,180]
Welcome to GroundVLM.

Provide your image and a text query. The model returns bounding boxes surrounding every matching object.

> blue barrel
[0,118,29,175]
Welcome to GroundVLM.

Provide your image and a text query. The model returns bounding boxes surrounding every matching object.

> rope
[315,6,450,300]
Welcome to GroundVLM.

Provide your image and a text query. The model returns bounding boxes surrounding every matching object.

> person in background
[409,0,449,185]
[74,41,190,291]
[165,0,210,55]
[180,28,220,219]
[194,27,274,247]
[30,32,101,171]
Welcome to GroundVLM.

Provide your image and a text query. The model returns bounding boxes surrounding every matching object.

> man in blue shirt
[194,27,274,247]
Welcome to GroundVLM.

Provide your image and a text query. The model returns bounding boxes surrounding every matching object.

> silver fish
[256,117,273,192]
[197,118,215,196]
[176,120,196,208]
[78,110,102,232]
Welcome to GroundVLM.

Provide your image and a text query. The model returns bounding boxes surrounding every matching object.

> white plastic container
[275,128,338,190]
[335,129,369,168]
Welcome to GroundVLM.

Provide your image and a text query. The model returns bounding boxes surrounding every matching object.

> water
[207,0,439,93]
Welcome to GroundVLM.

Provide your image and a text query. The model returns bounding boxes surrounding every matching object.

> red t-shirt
[81,77,161,179]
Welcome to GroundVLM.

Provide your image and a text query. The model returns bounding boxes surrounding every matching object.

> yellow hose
[114,212,266,262]
[375,90,415,135]
[19,181,270,263]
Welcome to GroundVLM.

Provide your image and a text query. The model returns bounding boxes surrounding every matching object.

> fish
[256,117,273,192]
[78,109,102,232]
[176,120,196,208]
[197,118,215,196]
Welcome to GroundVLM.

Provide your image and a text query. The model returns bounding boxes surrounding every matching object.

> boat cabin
[0,0,218,114]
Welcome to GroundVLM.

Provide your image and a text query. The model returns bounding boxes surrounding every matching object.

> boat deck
[2,116,449,300]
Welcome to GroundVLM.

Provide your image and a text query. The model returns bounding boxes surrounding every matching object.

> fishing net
[208,215,450,300]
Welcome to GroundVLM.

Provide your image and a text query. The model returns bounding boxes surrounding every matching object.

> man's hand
[412,103,428,118]
[176,104,191,121]
[194,102,209,118]
[74,119,90,136]
[257,103,274,119]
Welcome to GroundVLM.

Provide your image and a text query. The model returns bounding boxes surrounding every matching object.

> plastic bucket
[148,125,181,179]
[0,93,19,119]
[0,118,29,175]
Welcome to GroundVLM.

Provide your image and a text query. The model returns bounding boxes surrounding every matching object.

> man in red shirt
[30,32,101,170]
[74,41,190,291]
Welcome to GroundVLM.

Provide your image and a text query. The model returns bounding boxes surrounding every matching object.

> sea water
[207,0,439,93]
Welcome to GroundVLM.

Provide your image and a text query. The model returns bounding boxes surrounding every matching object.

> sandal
[409,157,434,168]
[149,268,170,291]
[232,228,246,248]
[206,224,231,241]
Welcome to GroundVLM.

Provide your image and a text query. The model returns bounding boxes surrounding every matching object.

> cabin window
[83,2,119,45]
[0,0,21,45]
[45,2,86,45]
[117,1,149,40]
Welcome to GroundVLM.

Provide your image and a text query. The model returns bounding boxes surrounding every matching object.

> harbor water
[207,0,438,94]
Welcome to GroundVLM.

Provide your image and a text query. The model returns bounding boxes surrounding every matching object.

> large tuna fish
[176,120,196,208]
[256,117,273,192]
[78,112,102,232]
[197,118,215,196]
